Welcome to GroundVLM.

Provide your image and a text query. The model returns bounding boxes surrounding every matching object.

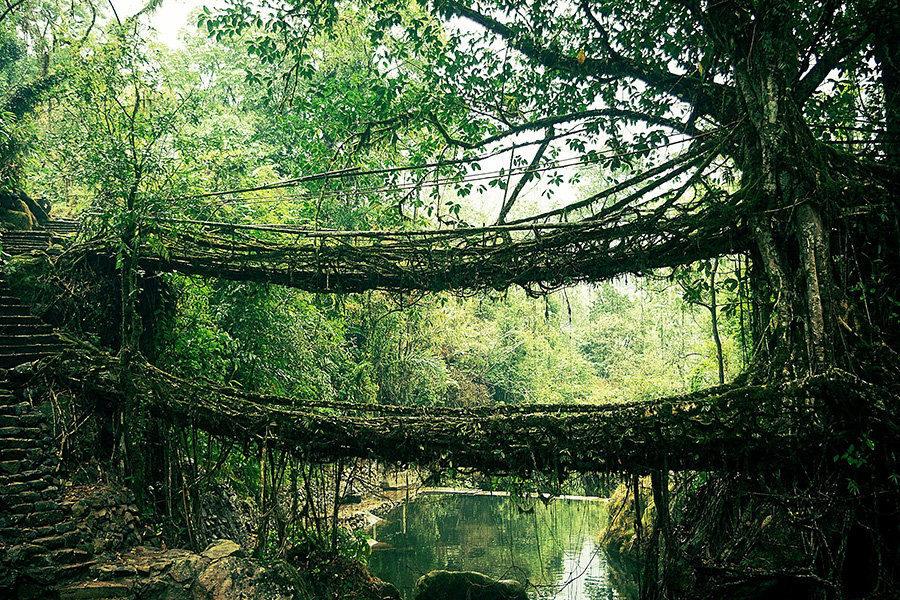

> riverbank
[421,488,610,502]
[338,471,424,532]
[341,484,610,533]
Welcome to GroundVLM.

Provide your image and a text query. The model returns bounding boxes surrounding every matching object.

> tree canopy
[2,0,900,597]
[191,0,900,382]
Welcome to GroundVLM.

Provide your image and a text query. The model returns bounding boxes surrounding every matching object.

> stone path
[0,285,68,367]
[0,224,74,368]
[0,223,92,598]
[0,374,93,598]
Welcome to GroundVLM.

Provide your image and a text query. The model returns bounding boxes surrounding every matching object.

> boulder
[0,190,49,230]
[414,570,527,600]
[200,539,245,561]
[376,579,401,600]
[167,553,205,583]
[194,555,294,600]
[0,191,49,224]
[87,545,296,600]
[2,209,35,230]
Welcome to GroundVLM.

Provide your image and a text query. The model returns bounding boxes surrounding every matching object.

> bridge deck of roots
[34,349,897,479]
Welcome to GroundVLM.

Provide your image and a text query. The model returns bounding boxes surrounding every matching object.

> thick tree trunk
[709,259,725,384]
[725,1,838,377]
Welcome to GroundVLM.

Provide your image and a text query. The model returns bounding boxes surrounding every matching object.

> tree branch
[0,0,25,24]
[507,141,713,225]
[429,108,699,151]
[437,0,729,122]
[496,126,554,225]
[796,22,873,102]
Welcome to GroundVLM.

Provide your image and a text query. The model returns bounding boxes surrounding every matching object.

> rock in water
[414,570,527,600]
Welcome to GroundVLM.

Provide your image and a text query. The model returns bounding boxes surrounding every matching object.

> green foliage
[190,5,452,230]
[835,435,875,470]
[158,278,362,400]
[32,26,180,208]
[579,278,745,401]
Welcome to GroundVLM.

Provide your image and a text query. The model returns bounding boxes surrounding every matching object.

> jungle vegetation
[1,0,899,597]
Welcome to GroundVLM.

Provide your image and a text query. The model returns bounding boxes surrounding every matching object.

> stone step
[0,304,36,316]
[44,220,81,235]
[2,245,52,255]
[25,507,65,527]
[0,437,46,450]
[0,518,73,542]
[0,340,66,351]
[0,316,47,328]
[31,530,82,550]
[0,412,45,427]
[3,249,51,258]
[2,232,52,242]
[0,447,41,461]
[0,425,44,436]
[0,401,34,415]
[0,523,27,538]
[4,480,43,496]
[0,466,54,483]
[26,560,96,586]
[3,244,52,251]
[0,344,66,355]
[0,313,33,321]
[57,580,133,600]
[1,235,52,241]
[2,230,52,237]
[1,237,52,244]
[0,311,38,321]
[7,514,76,535]
[0,323,54,335]
[0,353,61,368]
[0,460,26,475]
[0,440,50,458]
[3,542,51,566]
[2,246,52,253]
[50,547,91,566]
[0,349,63,361]
[0,333,63,346]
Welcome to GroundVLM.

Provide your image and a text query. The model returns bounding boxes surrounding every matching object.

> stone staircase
[0,230,54,255]
[0,224,86,596]
[1,219,80,258]
[0,280,68,369]
[0,219,145,599]
[42,220,81,238]
[0,220,74,369]
[0,377,94,599]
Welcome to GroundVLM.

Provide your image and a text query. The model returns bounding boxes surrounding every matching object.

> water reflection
[366,492,633,600]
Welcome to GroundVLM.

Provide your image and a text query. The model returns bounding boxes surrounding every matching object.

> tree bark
[723,0,838,376]
[709,259,725,385]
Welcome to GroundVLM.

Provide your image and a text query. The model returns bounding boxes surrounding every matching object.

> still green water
[366,492,633,600]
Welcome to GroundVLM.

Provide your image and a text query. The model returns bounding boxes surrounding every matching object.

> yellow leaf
[697,61,704,76]
[577,49,586,65]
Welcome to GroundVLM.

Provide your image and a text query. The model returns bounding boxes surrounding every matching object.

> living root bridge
[37,350,896,476]
[71,205,743,295]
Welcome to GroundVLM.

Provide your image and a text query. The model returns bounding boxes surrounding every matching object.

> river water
[366,491,635,600]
